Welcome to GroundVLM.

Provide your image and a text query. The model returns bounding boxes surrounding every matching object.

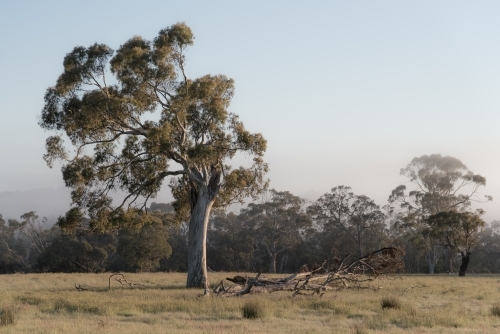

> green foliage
[117,222,172,272]
[242,190,312,273]
[39,22,268,233]
[308,186,388,258]
[427,211,485,253]
[389,154,490,218]
[0,214,25,273]
[38,236,108,273]
[389,154,490,274]
[207,210,257,272]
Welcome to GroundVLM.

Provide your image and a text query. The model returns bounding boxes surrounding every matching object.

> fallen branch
[108,273,145,289]
[75,273,149,292]
[75,284,91,291]
[216,247,404,297]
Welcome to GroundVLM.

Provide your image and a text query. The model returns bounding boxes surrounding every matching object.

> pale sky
[0,1,498,221]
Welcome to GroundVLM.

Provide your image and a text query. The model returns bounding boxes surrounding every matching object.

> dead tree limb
[108,273,145,290]
[216,247,404,297]
[75,284,90,291]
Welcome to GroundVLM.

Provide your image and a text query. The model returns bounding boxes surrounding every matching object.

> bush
[0,306,15,326]
[381,296,402,309]
[241,300,266,319]
[491,303,500,317]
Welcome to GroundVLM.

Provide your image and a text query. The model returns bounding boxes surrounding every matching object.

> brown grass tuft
[0,306,16,326]
[491,303,500,317]
[381,296,402,309]
[241,300,266,319]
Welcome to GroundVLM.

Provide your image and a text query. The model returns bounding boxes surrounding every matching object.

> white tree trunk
[186,186,214,289]
[428,262,435,274]
[269,253,277,273]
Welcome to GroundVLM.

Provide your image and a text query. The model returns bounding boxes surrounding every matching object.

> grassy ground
[1,272,500,333]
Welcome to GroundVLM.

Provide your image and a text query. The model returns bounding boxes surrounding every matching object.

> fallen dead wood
[75,284,91,291]
[216,247,404,297]
[108,273,145,289]
[75,273,147,291]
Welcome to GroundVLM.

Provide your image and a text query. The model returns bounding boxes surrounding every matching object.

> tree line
[1,154,497,276]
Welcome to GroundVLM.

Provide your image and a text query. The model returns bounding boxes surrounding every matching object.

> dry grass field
[1,272,500,333]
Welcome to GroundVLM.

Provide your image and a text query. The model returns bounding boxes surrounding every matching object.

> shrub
[491,303,500,317]
[241,300,266,319]
[0,306,15,326]
[381,296,402,309]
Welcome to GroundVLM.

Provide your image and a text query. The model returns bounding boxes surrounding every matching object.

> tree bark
[428,262,435,274]
[186,186,215,289]
[269,253,277,273]
[357,230,363,259]
[458,251,470,277]
[444,248,454,273]
[279,253,287,273]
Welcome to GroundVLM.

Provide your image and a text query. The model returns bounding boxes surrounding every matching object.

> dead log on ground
[216,247,404,297]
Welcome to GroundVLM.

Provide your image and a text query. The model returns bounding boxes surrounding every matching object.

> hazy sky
[0,1,498,221]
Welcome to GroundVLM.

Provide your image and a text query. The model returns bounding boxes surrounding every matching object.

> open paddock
[1,273,500,333]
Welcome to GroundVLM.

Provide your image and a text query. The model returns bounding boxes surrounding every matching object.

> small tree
[427,210,485,276]
[39,23,268,289]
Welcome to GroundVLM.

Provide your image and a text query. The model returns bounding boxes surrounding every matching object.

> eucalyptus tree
[427,210,485,276]
[117,222,172,272]
[472,224,500,273]
[37,236,108,273]
[206,210,256,272]
[39,22,268,289]
[0,215,24,273]
[389,154,490,273]
[242,190,311,273]
[18,212,55,260]
[308,186,387,259]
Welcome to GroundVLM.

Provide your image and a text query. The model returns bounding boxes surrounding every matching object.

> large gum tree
[389,154,491,274]
[39,23,268,290]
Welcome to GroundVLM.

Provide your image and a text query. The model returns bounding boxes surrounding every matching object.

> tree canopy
[39,22,268,289]
[427,210,485,276]
[308,186,387,258]
[389,154,490,216]
[389,154,491,274]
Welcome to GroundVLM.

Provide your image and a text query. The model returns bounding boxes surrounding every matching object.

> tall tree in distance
[389,154,491,273]
[390,154,491,215]
[39,22,268,290]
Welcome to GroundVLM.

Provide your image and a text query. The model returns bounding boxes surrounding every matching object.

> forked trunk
[458,251,471,277]
[186,186,214,289]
